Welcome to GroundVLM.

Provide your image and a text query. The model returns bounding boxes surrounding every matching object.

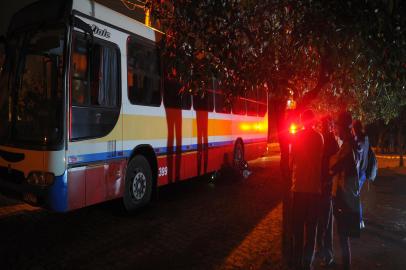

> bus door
[67,23,123,209]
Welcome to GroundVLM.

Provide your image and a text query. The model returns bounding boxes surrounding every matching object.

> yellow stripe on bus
[83,114,266,143]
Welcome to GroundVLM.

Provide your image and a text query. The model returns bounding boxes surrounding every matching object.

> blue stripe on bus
[47,171,68,212]
[68,138,266,165]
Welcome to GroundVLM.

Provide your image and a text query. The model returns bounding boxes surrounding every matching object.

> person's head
[301,109,315,129]
[321,115,333,133]
[352,119,365,138]
[336,111,353,139]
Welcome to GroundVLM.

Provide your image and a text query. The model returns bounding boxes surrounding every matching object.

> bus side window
[127,36,161,107]
[71,36,119,107]
[246,88,258,116]
[70,32,121,141]
[232,94,246,115]
[163,68,191,110]
[215,90,231,114]
[258,88,268,117]
[71,37,89,105]
[92,45,119,107]
[193,89,214,112]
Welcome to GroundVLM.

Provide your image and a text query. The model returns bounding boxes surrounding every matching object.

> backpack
[366,146,378,181]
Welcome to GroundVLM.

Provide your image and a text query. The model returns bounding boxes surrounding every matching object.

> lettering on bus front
[91,24,111,39]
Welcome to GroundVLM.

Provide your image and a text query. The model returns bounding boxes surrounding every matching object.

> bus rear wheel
[123,155,153,212]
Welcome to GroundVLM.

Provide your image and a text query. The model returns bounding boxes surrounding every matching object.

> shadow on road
[0,159,285,270]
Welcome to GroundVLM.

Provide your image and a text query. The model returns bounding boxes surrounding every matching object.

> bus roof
[8,0,162,42]
[73,0,163,41]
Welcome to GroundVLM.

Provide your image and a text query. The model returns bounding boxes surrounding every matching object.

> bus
[0,0,268,212]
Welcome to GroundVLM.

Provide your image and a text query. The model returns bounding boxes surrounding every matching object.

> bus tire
[123,155,153,212]
[233,140,244,169]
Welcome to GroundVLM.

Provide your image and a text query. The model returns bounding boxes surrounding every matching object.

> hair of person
[336,111,352,130]
[321,115,333,131]
[352,119,365,138]
[301,109,315,128]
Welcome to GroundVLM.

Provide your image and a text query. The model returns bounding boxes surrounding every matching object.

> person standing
[352,120,369,229]
[290,109,324,270]
[330,111,361,270]
[317,116,339,266]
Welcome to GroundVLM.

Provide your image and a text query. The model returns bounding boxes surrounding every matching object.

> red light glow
[289,123,298,134]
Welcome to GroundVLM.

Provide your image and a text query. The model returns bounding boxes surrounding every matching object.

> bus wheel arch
[129,145,158,186]
[124,145,158,211]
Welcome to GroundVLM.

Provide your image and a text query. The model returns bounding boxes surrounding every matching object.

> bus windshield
[0,27,65,149]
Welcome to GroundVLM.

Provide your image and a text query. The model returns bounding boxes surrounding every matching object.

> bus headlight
[27,172,55,186]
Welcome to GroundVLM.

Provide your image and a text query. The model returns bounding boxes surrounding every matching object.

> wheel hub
[131,172,147,200]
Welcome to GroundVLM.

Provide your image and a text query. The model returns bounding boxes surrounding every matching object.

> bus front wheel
[123,155,153,212]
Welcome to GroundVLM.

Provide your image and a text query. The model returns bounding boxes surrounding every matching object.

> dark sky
[0,0,36,35]
[0,0,145,35]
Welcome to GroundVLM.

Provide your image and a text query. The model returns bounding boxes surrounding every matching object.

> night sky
[0,0,36,35]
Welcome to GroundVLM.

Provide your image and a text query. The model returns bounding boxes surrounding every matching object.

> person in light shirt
[290,109,324,270]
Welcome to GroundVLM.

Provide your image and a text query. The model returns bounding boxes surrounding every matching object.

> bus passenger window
[193,90,214,112]
[92,45,119,107]
[163,69,191,110]
[215,90,231,114]
[232,94,246,115]
[127,37,161,107]
[258,88,268,117]
[71,36,119,108]
[246,89,258,116]
[70,32,121,141]
[71,38,89,105]
[213,77,231,114]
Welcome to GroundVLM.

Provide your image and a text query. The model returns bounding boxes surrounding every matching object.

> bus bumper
[0,170,68,212]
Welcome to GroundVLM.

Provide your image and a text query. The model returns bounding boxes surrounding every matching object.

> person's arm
[329,142,350,174]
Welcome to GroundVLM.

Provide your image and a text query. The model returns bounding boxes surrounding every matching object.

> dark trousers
[316,194,334,262]
[292,192,320,270]
[338,234,351,270]
[359,172,367,222]
[333,196,353,270]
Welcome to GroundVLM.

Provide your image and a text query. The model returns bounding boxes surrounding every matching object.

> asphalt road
[0,156,286,270]
[0,155,405,270]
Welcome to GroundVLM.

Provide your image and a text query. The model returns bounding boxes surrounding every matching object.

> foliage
[147,0,406,122]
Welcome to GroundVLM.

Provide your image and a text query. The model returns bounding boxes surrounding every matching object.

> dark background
[0,0,145,36]
[0,0,36,35]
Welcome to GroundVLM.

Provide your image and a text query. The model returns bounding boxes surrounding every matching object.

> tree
[146,0,406,164]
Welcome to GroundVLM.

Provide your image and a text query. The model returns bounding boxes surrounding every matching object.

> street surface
[0,153,405,270]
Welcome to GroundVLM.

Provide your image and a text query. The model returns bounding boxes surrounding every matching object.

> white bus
[0,0,268,212]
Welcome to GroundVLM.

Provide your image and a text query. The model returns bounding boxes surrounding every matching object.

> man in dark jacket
[290,109,324,270]
[317,116,339,266]
[330,111,360,270]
